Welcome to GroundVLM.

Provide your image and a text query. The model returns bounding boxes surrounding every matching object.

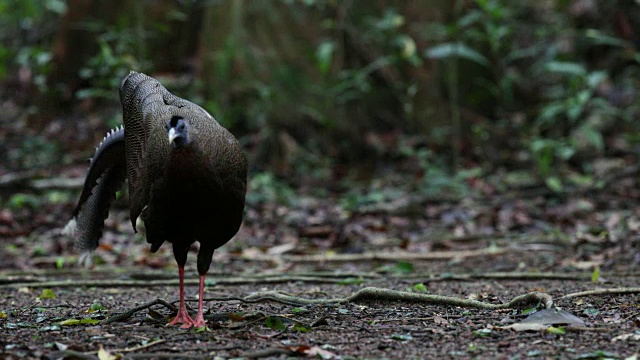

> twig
[0,172,84,190]
[0,275,356,289]
[124,352,209,359]
[425,272,591,281]
[104,298,177,324]
[564,326,612,332]
[373,316,434,323]
[113,339,167,353]
[560,287,640,299]
[48,351,97,360]
[240,248,507,263]
[243,347,294,359]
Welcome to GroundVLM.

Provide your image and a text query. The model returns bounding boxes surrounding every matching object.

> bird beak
[168,128,177,144]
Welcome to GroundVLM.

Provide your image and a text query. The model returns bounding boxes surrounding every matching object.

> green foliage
[1,1,639,188]
[77,27,144,100]
[546,326,566,335]
[411,283,428,293]
[58,318,99,326]
[337,277,363,286]
[0,0,63,87]
[8,136,60,170]
[9,193,40,210]
[246,172,295,206]
[264,316,286,331]
[38,289,56,300]
[389,334,413,341]
[591,266,600,283]
[89,303,106,312]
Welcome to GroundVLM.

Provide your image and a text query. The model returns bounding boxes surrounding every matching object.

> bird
[64,71,248,328]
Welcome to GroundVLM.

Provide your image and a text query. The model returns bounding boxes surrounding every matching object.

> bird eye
[169,116,182,128]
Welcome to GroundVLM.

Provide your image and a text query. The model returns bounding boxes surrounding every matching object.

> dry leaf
[98,345,118,360]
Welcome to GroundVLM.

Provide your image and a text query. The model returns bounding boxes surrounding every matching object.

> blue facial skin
[167,116,189,148]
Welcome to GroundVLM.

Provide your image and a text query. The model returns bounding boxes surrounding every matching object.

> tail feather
[64,126,127,266]
[74,165,126,254]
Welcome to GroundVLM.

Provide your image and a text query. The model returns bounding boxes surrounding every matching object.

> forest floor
[1,157,640,359]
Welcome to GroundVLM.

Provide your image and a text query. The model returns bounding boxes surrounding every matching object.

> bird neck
[166,147,222,188]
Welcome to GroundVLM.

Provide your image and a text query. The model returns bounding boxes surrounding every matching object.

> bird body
[65,71,247,328]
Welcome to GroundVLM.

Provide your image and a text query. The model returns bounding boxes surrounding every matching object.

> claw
[168,308,195,328]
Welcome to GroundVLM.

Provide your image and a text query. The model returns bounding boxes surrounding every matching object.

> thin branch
[243,348,294,359]
[0,275,356,289]
[48,351,97,360]
[241,248,507,263]
[560,287,640,299]
[103,298,177,324]
[564,326,612,333]
[112,339,167,353]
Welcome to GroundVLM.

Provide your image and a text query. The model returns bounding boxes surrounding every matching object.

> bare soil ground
[1,170,640,359]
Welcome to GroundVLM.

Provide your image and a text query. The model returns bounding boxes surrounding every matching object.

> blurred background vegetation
[1,0,639,205]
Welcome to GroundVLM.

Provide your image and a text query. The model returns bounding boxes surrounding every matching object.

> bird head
[167,116,190,148]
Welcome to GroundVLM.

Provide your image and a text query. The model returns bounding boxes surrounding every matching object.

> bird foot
[168,309,196,329]
[192,312,207,328]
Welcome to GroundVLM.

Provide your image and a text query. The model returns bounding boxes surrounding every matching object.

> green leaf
[395,261,414,274]
[337,277,363,286]
[59,317,99,326]
[39,289,56,300]
[473,328,492,337]
[291,307,308,314]
[544,61,586,76]
[585,29,628,48]
[292,323,312,333]
[59,319,80,326]
[264,316,286,331]
[521,307,538,316]
[45,0,67,14]
[583,308,599,316]
[9,193,40,209]
[424,42,489,67]
[591,266,600,283]
[316,41,335,74]
[546,326,566,335]
[545,176,563,193]
[412,283,428,293]
[79,318,99,325]
[194,326,210,333]
[90,303,106,312]
[55,257,65,270]
[389,334,413,341]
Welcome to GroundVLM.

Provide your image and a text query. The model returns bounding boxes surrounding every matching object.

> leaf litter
[1,166,640,358]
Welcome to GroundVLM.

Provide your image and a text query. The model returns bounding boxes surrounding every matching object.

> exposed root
[235,286,553,309]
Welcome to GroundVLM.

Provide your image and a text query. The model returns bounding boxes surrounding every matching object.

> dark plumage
[64,71,248,328]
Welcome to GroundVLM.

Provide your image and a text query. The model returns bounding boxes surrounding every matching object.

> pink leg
[168,266,195,328]
[192,275,207,328]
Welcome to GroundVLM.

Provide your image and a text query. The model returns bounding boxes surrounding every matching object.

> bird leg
[167,266,196,328]
[192,275,207,328]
